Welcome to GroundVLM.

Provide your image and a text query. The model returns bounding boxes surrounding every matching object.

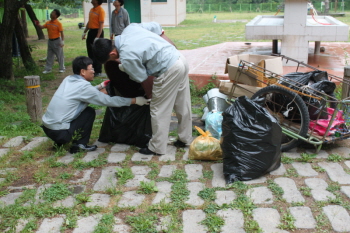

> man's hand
[60,40,65,47]
[135,97,151,106]
[94,38,99,43]
[100,88,108,94]
[97,80,110,90]
[82,33,86,40]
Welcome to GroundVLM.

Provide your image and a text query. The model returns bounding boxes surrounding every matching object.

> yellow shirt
[43,19,63,39]
[88,5,105,29]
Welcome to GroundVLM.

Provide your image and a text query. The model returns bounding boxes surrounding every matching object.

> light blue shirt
[114,22,179,83]
[42,74,132,130]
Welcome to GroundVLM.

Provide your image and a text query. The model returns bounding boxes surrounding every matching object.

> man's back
[115,24,179,83]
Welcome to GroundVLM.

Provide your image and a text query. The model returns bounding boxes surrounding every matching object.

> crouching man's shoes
[173,140,186,148]
[70,144,98,154]
[139,147,161,156]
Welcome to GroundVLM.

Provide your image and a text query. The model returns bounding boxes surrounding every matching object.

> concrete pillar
[314,41,321,54]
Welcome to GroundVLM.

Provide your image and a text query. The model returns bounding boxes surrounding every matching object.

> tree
[0,0,80,80]
[25,4,45,40]
[0,0,31,80]
[15,13,36,71]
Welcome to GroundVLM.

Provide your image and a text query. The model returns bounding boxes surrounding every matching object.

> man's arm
[82,22,89,40]
[124,10,130,27]
[60,31,65,47]
[35,20,45,29]
[96,21,104,38]
[110,13,114,39]
[161,33,176,48]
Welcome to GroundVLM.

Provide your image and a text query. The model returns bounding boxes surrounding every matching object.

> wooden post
[24,76,42,122]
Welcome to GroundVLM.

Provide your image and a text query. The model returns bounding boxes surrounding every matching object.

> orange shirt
[43,19,63,39]
[88,5,105,29]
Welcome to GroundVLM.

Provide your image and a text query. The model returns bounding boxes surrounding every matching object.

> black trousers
[86,29,104,74]
[43,107,96,145]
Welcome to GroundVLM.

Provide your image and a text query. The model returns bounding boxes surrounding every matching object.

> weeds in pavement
[115,167,134,185]
[327,153,344,162]
[138,181,158,194]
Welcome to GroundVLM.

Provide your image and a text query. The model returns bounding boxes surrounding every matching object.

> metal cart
[227,55,350,152]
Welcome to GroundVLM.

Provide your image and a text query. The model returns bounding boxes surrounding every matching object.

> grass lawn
[0,12,350,232]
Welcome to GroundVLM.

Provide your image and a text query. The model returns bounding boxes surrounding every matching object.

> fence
[187,2,350,13]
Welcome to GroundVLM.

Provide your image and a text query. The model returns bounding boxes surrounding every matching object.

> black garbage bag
[279,71,336,120]
[98,83,152,148]
[279,71,328,90]
[221,96,282,184]
[305,80,337,120]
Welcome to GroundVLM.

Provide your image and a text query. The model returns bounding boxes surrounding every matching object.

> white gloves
[98,80,110,90]
[135,97,151,106]
[82,33,86,39]
[94,38,99,43]
[118,64,125,72]
[60,40,64,46]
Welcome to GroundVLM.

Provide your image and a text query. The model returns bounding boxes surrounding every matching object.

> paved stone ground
[0,135,350,232]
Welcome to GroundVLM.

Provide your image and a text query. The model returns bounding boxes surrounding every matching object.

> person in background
[41,56,149,154]
[82,0,105,77]
[110,0,130,40]
[35,9,65,74]
[92,22,193,156]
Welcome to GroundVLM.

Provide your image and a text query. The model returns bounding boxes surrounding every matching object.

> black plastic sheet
[98,84,152,148]
[221,96,282,184]
[279,71,336,120]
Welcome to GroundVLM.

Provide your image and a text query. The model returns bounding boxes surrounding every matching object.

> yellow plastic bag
[189,126,222,161]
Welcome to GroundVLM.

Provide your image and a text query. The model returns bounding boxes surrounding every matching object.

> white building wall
[177,0,186,25]
[83,0,186,27]
[141,0,185,26]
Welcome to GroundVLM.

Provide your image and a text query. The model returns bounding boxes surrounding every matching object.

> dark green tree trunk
[0,0,29,80]
[20,7,29,38]
[15,14,36,71]
[24,4,45,40]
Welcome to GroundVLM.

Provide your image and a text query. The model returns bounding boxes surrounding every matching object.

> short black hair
[72,56,93,75]
[92,39,114,64]
[53,9,61,18]
[117,0,124,6]
[97,0,104,5]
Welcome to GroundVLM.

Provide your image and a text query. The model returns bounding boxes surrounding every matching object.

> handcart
[227,55,350,152]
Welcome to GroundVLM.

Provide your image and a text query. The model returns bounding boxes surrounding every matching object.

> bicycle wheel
[251,85,310,152]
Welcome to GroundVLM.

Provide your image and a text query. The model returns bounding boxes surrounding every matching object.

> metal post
[342,66,350,100]
[108,0,111,28]
[272,39,278,54]
[314,41,321,54]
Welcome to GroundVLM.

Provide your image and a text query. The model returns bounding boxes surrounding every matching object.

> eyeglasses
[86,68,94,71]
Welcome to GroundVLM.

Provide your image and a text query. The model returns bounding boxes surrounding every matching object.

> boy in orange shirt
[36,9,65,74]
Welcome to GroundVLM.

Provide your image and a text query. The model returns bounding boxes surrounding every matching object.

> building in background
[83,0,186,27]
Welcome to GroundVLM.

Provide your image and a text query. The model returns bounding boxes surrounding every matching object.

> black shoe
[173,140,186,148]
[139,147,161,156]
[70,144,97,154]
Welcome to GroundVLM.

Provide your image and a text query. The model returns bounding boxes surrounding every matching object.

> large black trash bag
[221,96,282,184]
[279,71,328,90]
[98,84,152,148]
[279,71,336,120]
[306,80,337,120]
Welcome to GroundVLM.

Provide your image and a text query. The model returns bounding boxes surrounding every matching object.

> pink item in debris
[309,108,346,136]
